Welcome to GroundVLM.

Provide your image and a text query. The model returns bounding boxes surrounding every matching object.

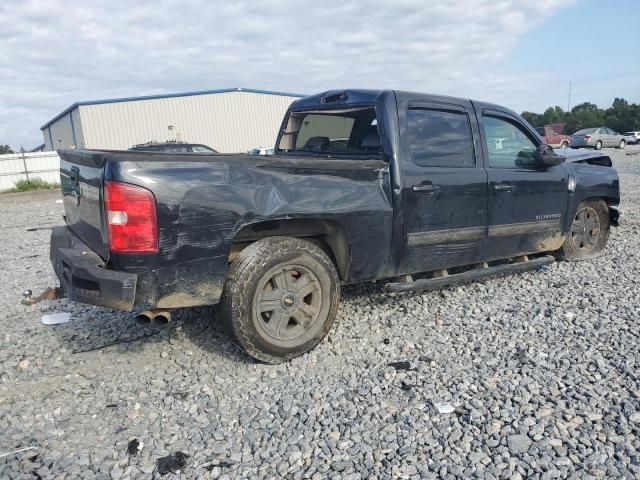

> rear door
[397,96,488,274]
[598,128,611,147]
[607,128,623,147]
[59,150,110,259]
[477,109,569,259]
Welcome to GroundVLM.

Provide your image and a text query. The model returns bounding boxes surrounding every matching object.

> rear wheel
[220,237,340,363]
[560,140,569,149]
[618,140,626,149]
[595,140,603,150]
[558,199,610,260]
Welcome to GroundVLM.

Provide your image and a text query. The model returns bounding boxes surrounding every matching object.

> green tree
[522,111,544,127]
[523,99,640,134]
[604,98,640,133]
[542,106,566,125]
[0,145,14,154]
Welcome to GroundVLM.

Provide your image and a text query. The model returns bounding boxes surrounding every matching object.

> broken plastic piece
[387,361,415,371]
[41,312,71,325]
[157,451,189,475]
[434,402,455,414]
[127,438,143,455]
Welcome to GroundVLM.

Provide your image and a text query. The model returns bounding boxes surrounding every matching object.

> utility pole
[567,81,572,113]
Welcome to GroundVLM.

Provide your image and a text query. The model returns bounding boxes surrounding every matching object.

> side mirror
[535,144,565,167]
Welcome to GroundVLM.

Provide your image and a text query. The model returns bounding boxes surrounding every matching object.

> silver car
[623,131,640,144]
[570,127,628,150]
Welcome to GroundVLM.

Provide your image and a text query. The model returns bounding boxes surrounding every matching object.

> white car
[247,146,274,156]
[623,131,640,144]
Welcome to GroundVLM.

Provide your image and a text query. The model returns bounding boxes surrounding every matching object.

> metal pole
[20,146,29,182]
[567,81,572,113]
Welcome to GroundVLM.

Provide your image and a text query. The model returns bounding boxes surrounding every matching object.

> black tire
[618,140,626,149]
[557,199,610,261]
[594,140,602,150]
[220,236,340,363]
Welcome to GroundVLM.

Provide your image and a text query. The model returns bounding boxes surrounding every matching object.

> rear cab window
[277,107,381,156]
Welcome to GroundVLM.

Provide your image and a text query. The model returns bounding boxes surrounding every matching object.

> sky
[1,0,638,150]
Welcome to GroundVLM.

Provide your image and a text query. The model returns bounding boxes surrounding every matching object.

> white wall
[77,91,297,153]
[0,152,60,192]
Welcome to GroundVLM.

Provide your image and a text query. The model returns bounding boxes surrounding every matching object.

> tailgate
[59,149,110,260]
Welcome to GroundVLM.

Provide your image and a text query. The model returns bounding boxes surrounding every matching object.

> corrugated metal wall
[46,111,77,150]
[66,91,298,153]
[71,108,85,148]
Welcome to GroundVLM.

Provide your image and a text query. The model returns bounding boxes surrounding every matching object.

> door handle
[412,184,440,193]
[493,184,513,192]
[70,166,79,186]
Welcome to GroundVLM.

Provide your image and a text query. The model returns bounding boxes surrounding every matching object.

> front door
[479,110,569,259]
[398,101,488,274]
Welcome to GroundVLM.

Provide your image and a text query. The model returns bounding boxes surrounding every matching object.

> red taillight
[584,135,592,141]
[104,181,158,254]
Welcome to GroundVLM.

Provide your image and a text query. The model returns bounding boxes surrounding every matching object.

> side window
[482,115,537,168]
[407,108,474,167]
[191,145,215,153]
[167,146,189,153]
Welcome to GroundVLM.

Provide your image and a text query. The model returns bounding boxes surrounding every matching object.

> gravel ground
[1,146,640,480]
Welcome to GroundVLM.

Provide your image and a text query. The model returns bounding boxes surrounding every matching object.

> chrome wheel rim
[253,264,323,342]
[571,207,600,252]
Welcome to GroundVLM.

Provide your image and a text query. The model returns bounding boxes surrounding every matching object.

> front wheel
[557,199,610,261]
[618,140,626,149]
[220,237,340,363]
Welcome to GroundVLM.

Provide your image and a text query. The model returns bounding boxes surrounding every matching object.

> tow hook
[21,287,65,305]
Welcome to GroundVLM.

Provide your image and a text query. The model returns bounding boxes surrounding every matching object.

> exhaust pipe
[135,309,172,325]
[135,310,154,325]
[152,310,172,325]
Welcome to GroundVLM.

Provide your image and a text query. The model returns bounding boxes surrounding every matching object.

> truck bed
[58,149,394,309]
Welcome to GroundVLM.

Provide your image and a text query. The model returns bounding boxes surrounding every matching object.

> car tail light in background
[584,135,592,141]
[104,181,158,254]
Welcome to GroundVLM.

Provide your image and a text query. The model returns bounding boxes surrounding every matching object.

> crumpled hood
[554,147,610,165]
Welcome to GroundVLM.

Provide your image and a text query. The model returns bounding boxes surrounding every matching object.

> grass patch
[9,178,60,193]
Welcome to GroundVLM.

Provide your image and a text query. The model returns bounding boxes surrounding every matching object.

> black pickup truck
[49,89,619,362]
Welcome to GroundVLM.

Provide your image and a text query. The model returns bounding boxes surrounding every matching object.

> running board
[384,255,555,294]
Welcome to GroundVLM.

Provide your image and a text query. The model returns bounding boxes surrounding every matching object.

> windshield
[574,128,598,135]
[277,107,380,155]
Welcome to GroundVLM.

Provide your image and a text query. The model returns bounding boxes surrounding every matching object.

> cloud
[0,0,574,149]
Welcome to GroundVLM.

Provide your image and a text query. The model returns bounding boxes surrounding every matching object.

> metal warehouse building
[41,87,304,153]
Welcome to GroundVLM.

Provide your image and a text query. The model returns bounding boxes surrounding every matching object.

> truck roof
[289,88,508,114]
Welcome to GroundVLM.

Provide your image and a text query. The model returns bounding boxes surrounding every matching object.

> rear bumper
[50,226,137,311]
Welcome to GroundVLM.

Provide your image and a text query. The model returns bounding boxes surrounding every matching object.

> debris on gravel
[1,147,640,478]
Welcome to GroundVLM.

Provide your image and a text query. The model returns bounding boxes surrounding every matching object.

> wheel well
[230,219,350,280]
[579,196,619,227]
